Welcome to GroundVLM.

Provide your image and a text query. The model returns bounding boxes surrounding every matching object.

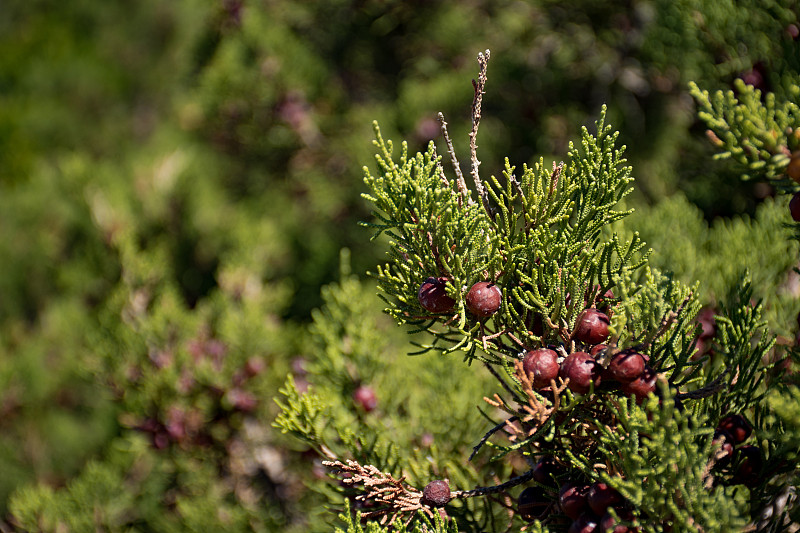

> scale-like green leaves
[363,107,644,360]
[691,79,800,183]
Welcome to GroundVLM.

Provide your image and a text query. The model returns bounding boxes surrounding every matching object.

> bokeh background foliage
[0,0,798,531]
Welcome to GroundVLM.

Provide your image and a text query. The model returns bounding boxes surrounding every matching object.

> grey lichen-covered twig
[437,112,470,207]
[470,49,492,217]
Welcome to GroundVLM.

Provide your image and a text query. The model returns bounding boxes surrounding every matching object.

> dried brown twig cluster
[322,459,429,526]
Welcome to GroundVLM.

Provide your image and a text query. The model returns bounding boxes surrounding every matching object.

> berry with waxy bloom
[712,429,735,466]
[418,277,456,313]
[523,348,560,389]
[227,388,258,412]
[696,307,717,339]
[466,281,502,318]
[590,343,608,357]
[597,288,615,315]
[787,151,800,183]
[574,309,610,345]
[245,356,266,377]
[600,509,636,533]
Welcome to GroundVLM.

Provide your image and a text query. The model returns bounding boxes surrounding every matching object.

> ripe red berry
[589,343,608,357]
[717,414,752,444]
[600,509,635,533]
[712,430,735,466]
[532,455,563,486]
[586,286,616,318]
[245,356,266,377]
[227,388,258,412]
[523,348,560,389]
[606,350,645,383]
[559,482,591,520]
[697,307,717,339]
[559,352,602,394]
[791,192,800,222]
[568,512,601,533]
[418,277,456,313]
[597,288,615,315]
[788,151,800,183]
[619,366,658,403]
[466,281,502,318]
[421,479,451,507]
[353,385,378,412]
[574,309,610,345]
[517,487,549,521]
[587,482,623,515]
[732,445,763,485]
[692,338,710,360]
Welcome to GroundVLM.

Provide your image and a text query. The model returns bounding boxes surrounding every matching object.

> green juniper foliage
[3,2,799,532]
[691,79,800,183]
[691,71,800,532]
[276,52,799,532]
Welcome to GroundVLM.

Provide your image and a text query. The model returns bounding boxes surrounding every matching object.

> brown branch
[505,330,525,349]
[544,313,572,346]
[703,432,733,489]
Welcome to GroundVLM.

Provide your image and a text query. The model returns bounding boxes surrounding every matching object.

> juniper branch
[484,361,523,405]
[676,366,731,400]
[452,469,535,498]
[469,416,519,461]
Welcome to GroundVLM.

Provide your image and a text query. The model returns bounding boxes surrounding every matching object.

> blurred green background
[0,0,797,531]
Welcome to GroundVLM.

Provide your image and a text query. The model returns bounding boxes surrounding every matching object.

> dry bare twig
[470,50,492,216]
[438,113,471,207]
